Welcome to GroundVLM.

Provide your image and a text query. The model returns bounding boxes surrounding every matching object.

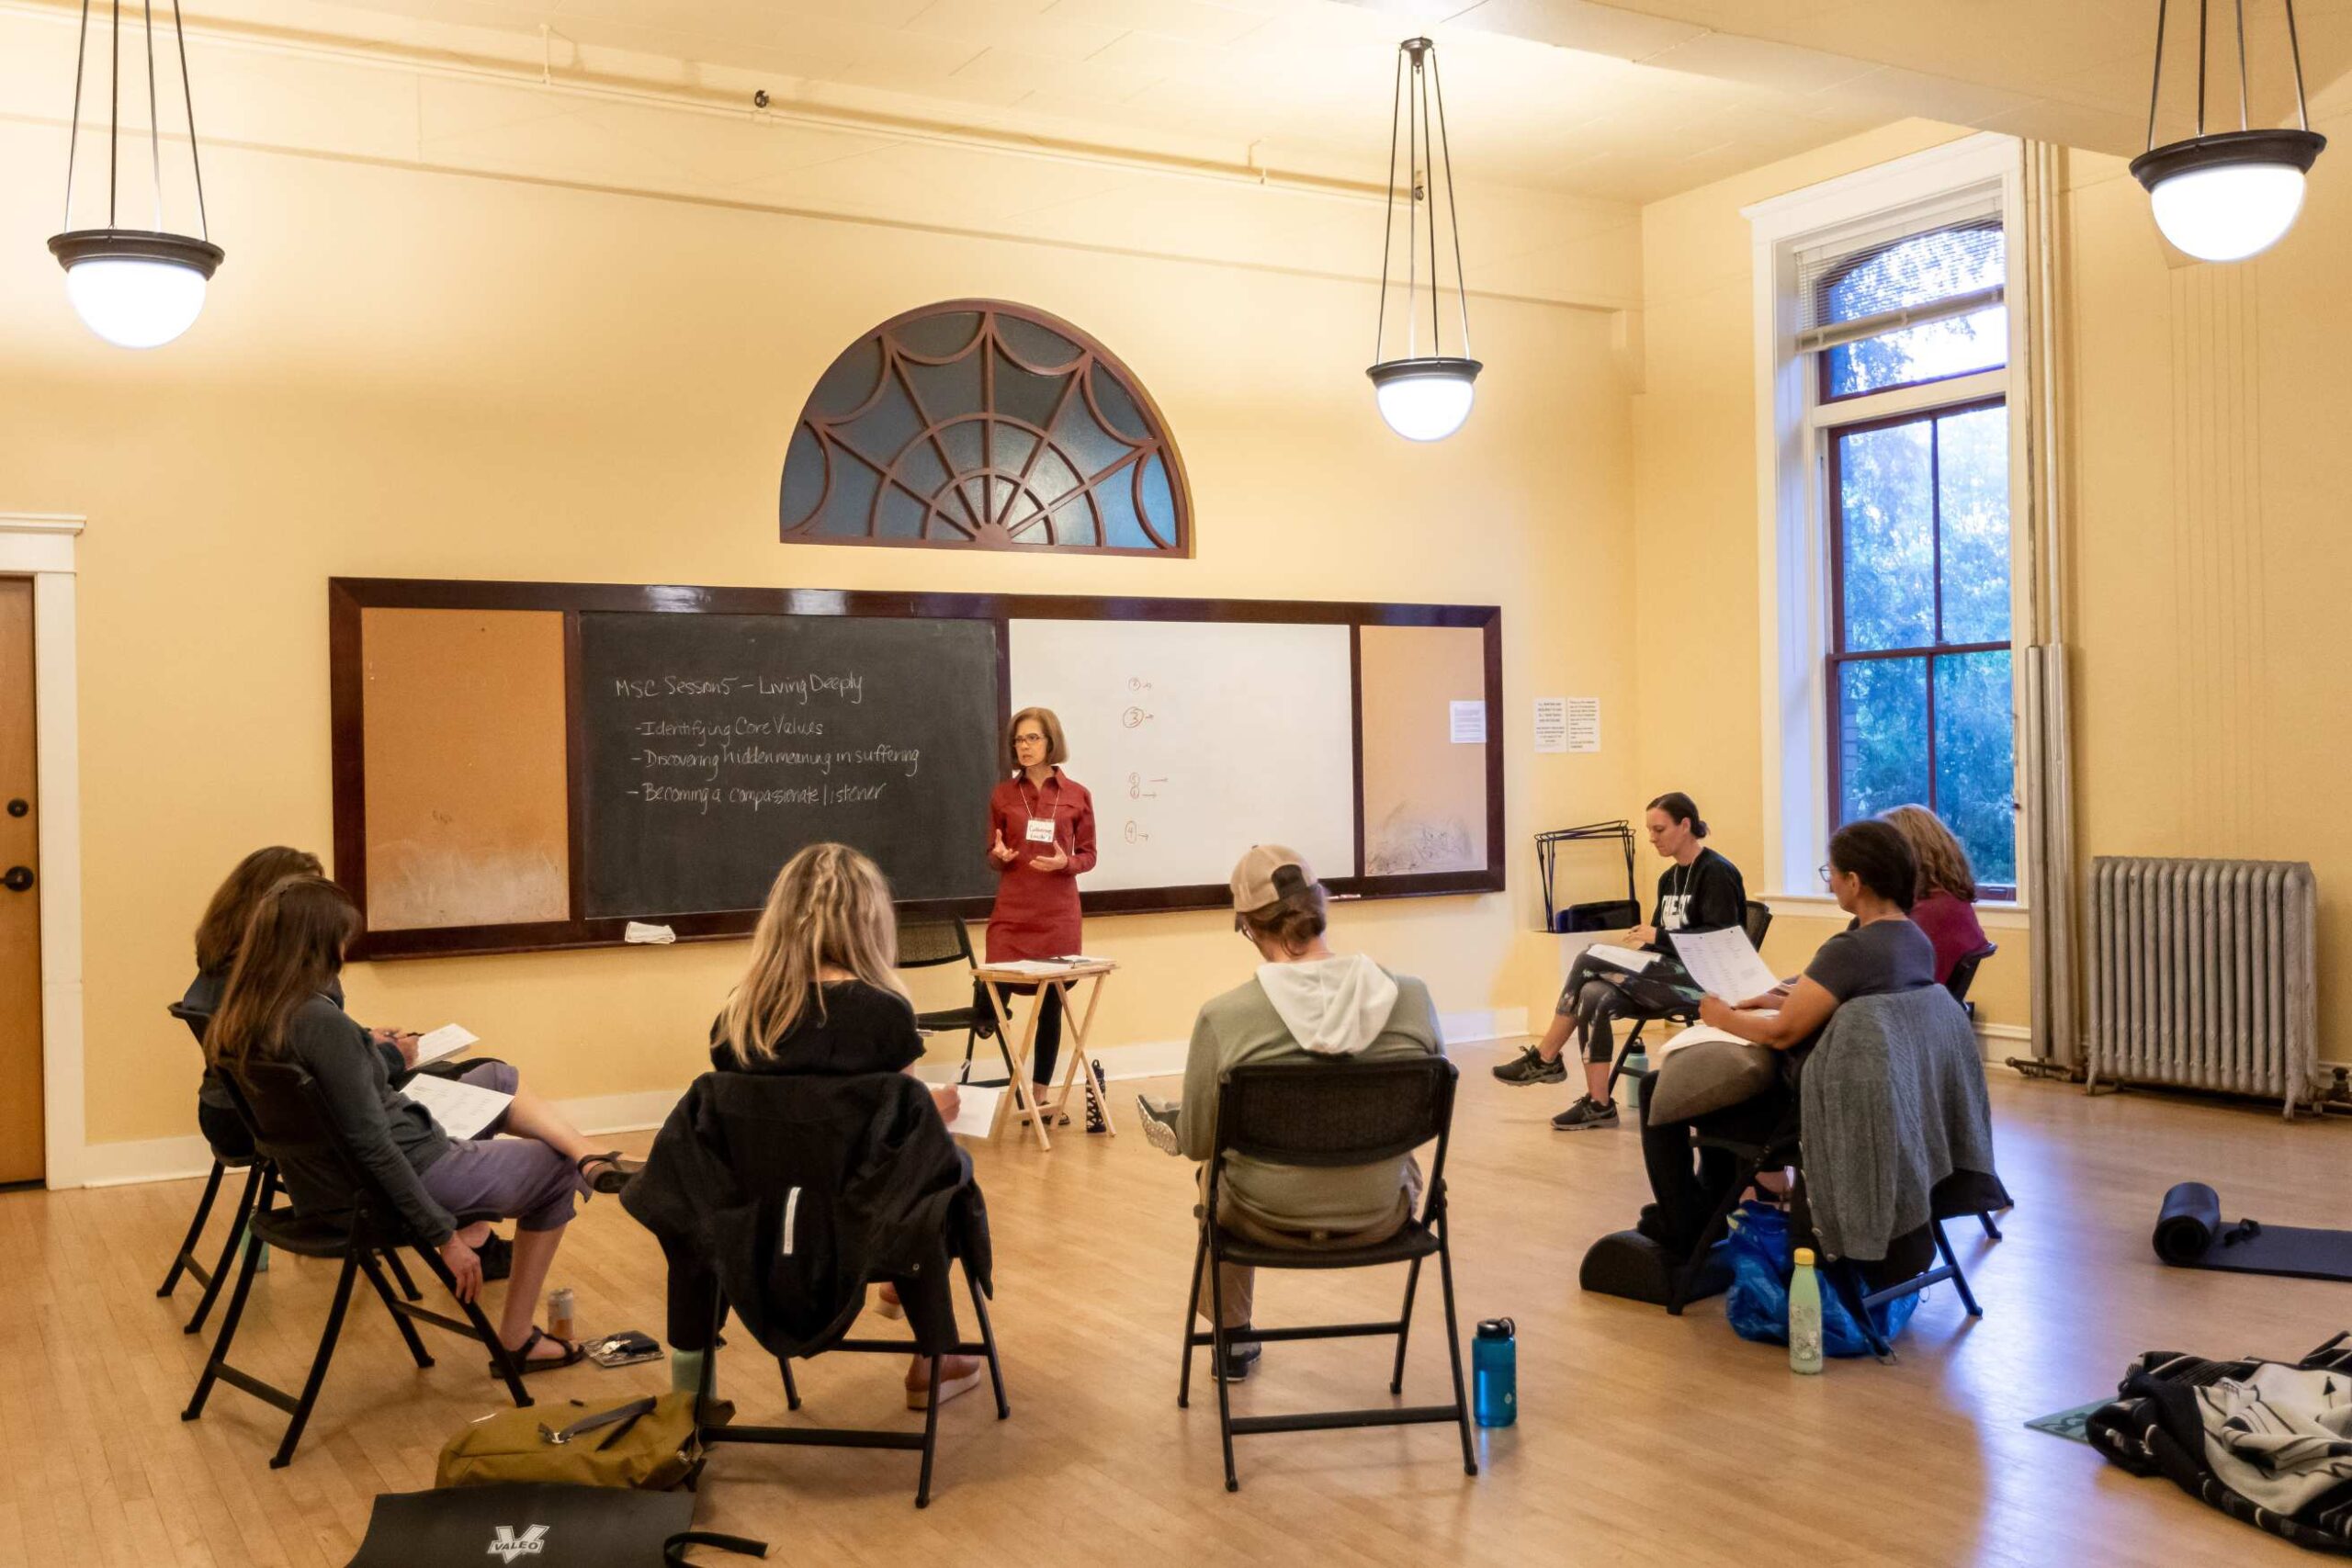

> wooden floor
[6,1046,2351,1568]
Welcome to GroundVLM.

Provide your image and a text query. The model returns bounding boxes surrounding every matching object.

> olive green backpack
[436,1393,733,1490]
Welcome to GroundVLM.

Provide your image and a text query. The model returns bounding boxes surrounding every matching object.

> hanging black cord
[1430,47,1472,358]
[62,0,94,228]
[108,0,119,227]
[1374,46,1402,364]
[2196,0,2209,138]
[1419,51,1440,355]
[172,0,210,240]
[2286,0,2311,131]
[144,0,162,228]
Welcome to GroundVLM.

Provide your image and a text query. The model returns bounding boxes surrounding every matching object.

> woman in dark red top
[1882,804,1990,986]
[985,705,1098,1107]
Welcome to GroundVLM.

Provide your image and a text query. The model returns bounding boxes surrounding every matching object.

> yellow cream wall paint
[1627,119,2032,1032]
[2063,115,2352,1063]
[0,123,1640,1148]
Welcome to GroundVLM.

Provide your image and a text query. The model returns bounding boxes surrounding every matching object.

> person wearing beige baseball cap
[1135,845,1443,1382]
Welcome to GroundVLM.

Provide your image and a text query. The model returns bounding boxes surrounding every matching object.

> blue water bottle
[1473,1317,1516,1427]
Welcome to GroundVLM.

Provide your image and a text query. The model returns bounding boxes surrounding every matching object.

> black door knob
[5,799,25,818]
[2,866,31,892]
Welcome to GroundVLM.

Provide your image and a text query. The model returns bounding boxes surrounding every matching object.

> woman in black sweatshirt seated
[203,874,637,1372]
[692,841,977,1410]
[1637,818,1936,1258]
[1494,792,1747,1132]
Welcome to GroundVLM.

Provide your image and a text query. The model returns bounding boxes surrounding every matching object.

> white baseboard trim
[75,1086,688,1190]
[78,1008,1541,1188]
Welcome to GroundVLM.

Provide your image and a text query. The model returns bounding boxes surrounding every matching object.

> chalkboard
[329,579,1503,960]
[578,612,1001,916]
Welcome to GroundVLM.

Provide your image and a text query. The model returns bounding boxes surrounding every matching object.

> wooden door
[0,578,40,1183]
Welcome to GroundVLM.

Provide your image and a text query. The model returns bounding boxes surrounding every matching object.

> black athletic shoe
[1551,1096,1620,1132]
[1492,1045,1567,1086]
[1217,1337,1262,1382]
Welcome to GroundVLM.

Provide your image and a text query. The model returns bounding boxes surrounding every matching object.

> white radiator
[2086,856,2318,1116]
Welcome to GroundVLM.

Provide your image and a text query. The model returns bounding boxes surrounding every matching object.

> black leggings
[1637,1071,1793,1259]
[1026,984,1063,1089]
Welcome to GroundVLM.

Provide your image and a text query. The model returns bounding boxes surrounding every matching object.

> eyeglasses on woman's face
[1013,731,1047,748]
[1818,863,1833,886]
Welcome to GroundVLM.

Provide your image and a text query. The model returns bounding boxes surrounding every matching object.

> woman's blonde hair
[1879,804,1976,903]
[1006,706,1068,769]
[715,842,910,1068]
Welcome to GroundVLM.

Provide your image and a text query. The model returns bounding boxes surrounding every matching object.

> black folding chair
[155,1000,273,1337]
[1600,900,1775,1100]
[1940,942,2006,1238]
[1663,1117,1988,1360]
[182,1060,529,1467]
[1177,1056,1476,1492]
[895,913,1000,1086]
[694,1249,1007,1509]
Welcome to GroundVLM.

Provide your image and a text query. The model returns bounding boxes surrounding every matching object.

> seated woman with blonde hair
[698,841,978,1408]
[1880,804,1990,987]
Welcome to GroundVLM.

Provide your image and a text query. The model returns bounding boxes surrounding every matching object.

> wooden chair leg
[1389,1255,1423,1394]
[1435,1228,1478,1477]
[158,1159,227,1298]
[1177,1230,1207,1409]
[271,1249,364,1468]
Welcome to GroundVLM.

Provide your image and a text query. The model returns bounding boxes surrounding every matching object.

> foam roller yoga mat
[2154,1181,2352,1281]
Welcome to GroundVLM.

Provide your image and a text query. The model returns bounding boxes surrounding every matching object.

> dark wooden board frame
[331,577,1505,960]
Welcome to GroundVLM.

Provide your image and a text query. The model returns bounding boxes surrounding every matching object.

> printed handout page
[944,1085,1004,1140]
[412,1024,479,1067]
[1668,925,1783,1003]
[401,1073,514,1141]
[1582,942,1657,974]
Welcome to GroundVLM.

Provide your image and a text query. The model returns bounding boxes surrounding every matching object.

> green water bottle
[1620,1050,1647,1114]
[1789,1247,1824,1374]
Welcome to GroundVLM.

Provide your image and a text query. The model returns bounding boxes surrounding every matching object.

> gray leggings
[1554,950,1636,1065]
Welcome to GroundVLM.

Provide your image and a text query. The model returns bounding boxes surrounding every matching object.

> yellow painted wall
[2062,124,2352,1061]
[0,118,1642,1148]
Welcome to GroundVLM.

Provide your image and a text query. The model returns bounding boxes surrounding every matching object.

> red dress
[984,768,1098,964]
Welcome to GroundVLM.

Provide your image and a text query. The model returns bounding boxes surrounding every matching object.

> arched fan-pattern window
[779,300,1190,556]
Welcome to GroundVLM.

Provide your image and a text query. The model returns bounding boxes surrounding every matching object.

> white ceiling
[198,0,2352,206]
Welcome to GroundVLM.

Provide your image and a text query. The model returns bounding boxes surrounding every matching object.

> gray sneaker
[1136,1094,1182,1155]
[1550,1096,1620,1132]
[1492,1044,1568,1085]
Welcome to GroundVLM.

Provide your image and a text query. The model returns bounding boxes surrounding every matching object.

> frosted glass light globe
[64,255,210,348]
[1367,357,1482,443]
[47,230,225,349]
[2147,161,2307,262]
[2131,130,2326,265]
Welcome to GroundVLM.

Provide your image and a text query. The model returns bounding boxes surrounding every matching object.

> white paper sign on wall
[1533,696,1567,753]
[1449,699,1487,745]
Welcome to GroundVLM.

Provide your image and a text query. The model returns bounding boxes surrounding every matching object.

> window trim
[1744,132,2029,905]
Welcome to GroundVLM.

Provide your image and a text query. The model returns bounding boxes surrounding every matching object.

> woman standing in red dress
[985,706,1098,1115]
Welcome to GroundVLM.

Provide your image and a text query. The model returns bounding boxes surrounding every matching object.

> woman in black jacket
[685,842,978,1410]
[1493,793,1747,1131]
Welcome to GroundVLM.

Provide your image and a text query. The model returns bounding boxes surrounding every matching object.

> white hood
[1253,953,1401,1056]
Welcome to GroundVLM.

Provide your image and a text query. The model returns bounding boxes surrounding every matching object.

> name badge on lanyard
[1024,817,1058,845]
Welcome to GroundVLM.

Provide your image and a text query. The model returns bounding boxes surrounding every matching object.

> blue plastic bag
[1721,1202,1917,1358]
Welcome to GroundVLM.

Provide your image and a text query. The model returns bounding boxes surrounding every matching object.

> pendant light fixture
[1368,37,1480,443]
[2132,0,2326,263]
[48,0,224,348]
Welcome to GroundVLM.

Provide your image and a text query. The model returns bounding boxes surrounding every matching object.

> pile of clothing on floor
[2089,1332,2352,1551]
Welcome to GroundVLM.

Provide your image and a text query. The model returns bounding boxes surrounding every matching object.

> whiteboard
[1008,619,1357,892]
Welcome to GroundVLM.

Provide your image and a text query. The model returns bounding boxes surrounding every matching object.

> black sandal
[491,1325,584,1377]
[576,1151,642,1194]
